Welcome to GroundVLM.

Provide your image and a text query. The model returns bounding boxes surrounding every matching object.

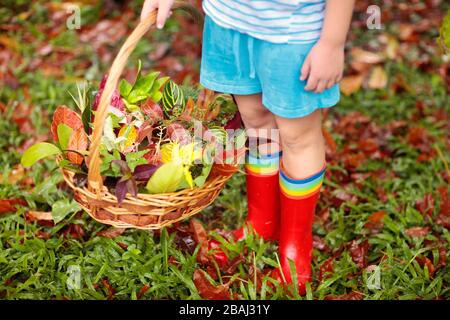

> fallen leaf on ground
[190,219,210,264]
[340,74,364,96]
[193,269,230,300]
[405,227,430,238]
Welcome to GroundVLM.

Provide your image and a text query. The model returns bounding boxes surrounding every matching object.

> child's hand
[300,40,345,93]
[140,0,175,29]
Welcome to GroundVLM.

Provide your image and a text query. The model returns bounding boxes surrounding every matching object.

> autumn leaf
[416,193,434,218]
[67,128,88,165]
[368,66,388,89]
[319,258,334,281]
[351,47,384,64]
[405,227,430,238]
[340,74,364,96]
[349,239,370,269]
[0,199,27,214]
[190,219,210,265]
[193,269,230,300]
[51,105,83,142]
[97,227,126,238]
[26,211,53,221]
[364,211,386,232]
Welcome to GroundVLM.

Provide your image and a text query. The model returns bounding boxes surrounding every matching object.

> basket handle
[87,1,188,194]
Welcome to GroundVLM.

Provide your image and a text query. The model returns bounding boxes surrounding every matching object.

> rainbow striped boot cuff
[280,163,326,199]
[245,151,281,176]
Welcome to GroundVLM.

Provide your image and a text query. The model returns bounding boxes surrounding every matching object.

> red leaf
[51,106,83,142]
[221,255,245,275]
[416,193,434,218]
[141,99,163,123]
[97,227,126,238]
[190,219,210,265]
[101,278,116,300]
[416,256,435,277]
[405,227,430,238]
[193,269,230,300]
[313,235,330,252]
[349,239,370,269]
[318,258,334,281]
[0,199,26,214]
[364,211,386,232]
[67,129,88,165]
[137,284,151,299]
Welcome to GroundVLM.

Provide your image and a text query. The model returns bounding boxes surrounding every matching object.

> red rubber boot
[275,163,326,294]
[209,151,281,265]
[233,169,280,241]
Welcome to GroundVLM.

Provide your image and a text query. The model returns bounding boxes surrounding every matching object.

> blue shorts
[200,15,340,119]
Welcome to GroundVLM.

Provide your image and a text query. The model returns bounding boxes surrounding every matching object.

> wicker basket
[61,2,240,230]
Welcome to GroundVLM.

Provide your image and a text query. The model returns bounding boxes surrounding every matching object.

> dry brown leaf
[340,75,364,96]
[193,269,230,300]
[97,227,126,238]
[368,66,388,89]
[27,211,53,221]
[190,219,210,264]
[351,47,384,64]
[405,227,430,238]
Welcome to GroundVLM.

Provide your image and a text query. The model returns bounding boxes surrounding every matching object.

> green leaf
[81,102,92,134]
[21,142,62,167]
[146,162,183,194]
[134,72,159,94]
[127,91,149,104]
[100,146,122,176]
[57,124,73,150]
[193,164,213,187]
[51,199,81,224]
[125,150,149,172]
[152,91,163,103]
[150,76,169,95]
[119,79,133,98]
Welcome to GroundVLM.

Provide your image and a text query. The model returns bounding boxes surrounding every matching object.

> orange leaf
[67,129,88,165]
[51,106,83,142]
[340,75,364,96]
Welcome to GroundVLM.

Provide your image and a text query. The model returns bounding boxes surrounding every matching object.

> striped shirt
[202,0,327,44]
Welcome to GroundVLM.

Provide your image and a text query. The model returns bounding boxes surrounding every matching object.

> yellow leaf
[368,66,388,89]
[161,142,176,163]
[118,125,137,151]
[183,168,194,188]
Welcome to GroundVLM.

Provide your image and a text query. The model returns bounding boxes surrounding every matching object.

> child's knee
[278,113,324,152]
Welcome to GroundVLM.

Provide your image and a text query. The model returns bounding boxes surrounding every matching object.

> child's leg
[208,94,281,266]
[234,94,277,132]
[274,109,326,294]
[233,94,281,241]
[275,109,324,179]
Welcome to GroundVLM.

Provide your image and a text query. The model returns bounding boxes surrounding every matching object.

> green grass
[0,0,449,300]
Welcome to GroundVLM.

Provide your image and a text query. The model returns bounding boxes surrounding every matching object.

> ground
[0,0,449,300]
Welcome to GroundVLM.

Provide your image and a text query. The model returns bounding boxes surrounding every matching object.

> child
[141,0,355,293]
